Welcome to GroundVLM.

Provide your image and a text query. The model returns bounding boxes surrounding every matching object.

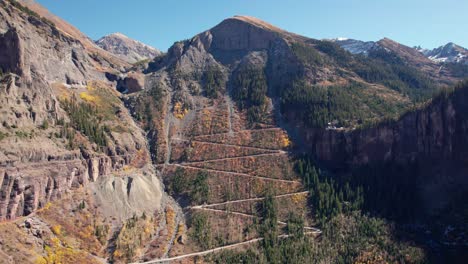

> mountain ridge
[331,37,468,66]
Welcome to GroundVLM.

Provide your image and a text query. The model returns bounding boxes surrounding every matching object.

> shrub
[40,119,49,130]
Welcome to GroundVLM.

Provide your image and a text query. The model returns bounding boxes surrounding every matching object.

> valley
[0,0,467,263]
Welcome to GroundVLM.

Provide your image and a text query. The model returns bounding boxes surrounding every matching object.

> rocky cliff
[0,6,172,258]
[0,0,162,221]
[304,82,468,167]
[0,1,174,262]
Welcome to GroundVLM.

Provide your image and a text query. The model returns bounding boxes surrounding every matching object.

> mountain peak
[219,15,287,35]
[424,42,468,64]
[378,37,399,45]
[330,38,378,55]
[96,33,161,63]
[107,32,129,39]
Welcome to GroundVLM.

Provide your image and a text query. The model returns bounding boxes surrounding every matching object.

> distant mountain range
[331,38,468,65]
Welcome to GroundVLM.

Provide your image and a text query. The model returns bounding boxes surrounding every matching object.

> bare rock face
[117,71,145,93]
[303,83,468,168]
[209,16,286,52]
[0,1,163,221]
[96,32,161,63]
[0,7,102,84]
[0,28,23,76]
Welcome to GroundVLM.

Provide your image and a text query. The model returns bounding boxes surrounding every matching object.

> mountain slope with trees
[1,1,468,262]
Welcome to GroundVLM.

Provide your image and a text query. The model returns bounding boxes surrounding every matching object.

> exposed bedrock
[302,94,465,168]
[0,151,128,220]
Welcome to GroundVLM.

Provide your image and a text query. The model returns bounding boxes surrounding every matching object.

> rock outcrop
[117,71,145,93]
[0,28,23,76]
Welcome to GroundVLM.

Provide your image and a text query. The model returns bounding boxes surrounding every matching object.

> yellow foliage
[48,238,59,248]
[51,225,62,236]
[175,223,185,244]
[291,193,307,204]
[79,92,100,104]
[86,83,96,91]
[202,109,213,129]
[39,242,99,264]
[173,102,189,119]
[112,215,158,263]
[113,249,123,258]
[122,165,134,173]
[280,133,291,148]
[166,207,176,231]
[52,82,72,101]
[35,257,47,264]
[164,206,177,250]
[42,202,52,211]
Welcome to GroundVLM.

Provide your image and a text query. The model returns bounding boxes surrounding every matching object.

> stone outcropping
[0,28,23,76]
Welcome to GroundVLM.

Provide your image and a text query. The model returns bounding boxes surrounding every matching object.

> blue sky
[36,0,467,51]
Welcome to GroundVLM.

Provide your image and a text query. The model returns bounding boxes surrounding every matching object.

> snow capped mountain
[329,38,379,55]
[422,43,468,64]
[331,37,467,66]
[95,33,161,63]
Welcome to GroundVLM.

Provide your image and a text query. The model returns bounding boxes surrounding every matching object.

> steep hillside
[17,0,129,70]
[96,33,161,63]
[299,81,468,260]
[0,1,174,263]
[126,15,467,262]
[140,15,467,167]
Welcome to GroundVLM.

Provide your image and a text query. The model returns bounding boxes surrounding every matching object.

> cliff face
[0,4,106,85]
[0,0,163,222]
[303,85,468,168]
[0,2,173,262]
[295,83,468,219]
